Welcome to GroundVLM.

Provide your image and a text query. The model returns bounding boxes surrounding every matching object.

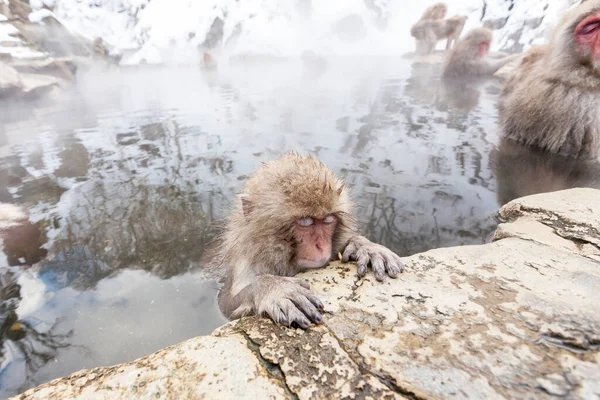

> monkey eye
[298,217,314,227]
[580,21,600,36]
[323,215,336,224]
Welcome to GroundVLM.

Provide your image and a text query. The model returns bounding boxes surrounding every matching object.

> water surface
[2,56,598,398]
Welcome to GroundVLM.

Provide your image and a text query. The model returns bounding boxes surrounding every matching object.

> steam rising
[38,0,577,65]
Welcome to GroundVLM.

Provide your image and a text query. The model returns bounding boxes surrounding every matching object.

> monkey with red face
[418,3,447,22]
[499,0,600,158]
[213,153,405,328]
[442,28,520,78]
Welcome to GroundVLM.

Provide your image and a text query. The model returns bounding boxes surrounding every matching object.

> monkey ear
[240,194,253,217]
[336,182,345,196]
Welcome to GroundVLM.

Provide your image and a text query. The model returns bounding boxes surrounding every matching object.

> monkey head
[464,28,493,58]
[552,0,600,75]
[433,3,447,19]
[426,3,447,20]
[237,153,355,270]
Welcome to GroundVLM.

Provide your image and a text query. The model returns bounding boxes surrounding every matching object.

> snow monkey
[499,0,600,158]
[214,153,405,329]
[442,27,520,78]
[419,3,447,22]
[500,45,548,99]
[411,15,468,55]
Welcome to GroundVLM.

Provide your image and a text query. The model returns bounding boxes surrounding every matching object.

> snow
[28,8,54,24]
[4,0,583,64]
[0,11,48,59]
[47,0,579,65]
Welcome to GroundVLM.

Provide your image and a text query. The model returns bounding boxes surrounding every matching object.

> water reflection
[1,57,504,397]
[492,138,600,206]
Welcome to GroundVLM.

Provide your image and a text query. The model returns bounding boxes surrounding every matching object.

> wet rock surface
[11,188,600,399]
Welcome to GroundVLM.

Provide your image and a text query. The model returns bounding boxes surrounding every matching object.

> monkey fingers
[276,299,312,329]
[341,241,358,263]
[343,236,406,280]
[286,277,311,290]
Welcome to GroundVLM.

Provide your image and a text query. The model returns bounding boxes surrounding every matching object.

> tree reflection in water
[0,58,512,396]
[0,270,77,392]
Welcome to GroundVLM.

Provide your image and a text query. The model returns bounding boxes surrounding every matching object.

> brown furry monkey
[418,3,447,21]
[499,0,600,158]
[213,153,405,329]
[500,45,547,98]
[411,15,468,55]
[201,51,217,71]
[442,28,520,78]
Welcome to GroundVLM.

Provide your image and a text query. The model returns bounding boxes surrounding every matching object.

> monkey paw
[342,235,406,281]
[255,276,324,329]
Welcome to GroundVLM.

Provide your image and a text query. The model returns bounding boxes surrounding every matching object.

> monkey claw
[13,188,600,400]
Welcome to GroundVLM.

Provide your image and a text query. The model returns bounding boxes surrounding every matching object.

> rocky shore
[11,187,600,400]
[0,0,113,100]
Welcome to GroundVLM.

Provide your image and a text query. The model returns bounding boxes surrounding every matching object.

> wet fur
[442,27,520,78]
[213,153,405,328]
[499,0,600,159]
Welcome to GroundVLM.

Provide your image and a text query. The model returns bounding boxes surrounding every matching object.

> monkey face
[575,11,600,70]
[478,41,490,57]
[436,5,447,19]
[293,215,337,269]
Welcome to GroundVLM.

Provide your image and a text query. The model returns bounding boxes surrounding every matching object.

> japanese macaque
[500,45,547,98]
[92,37,108,57]
[418,3,447,21]
[411,15,468,55]
[213,153,405,328]
[442,28,520,78]
[201,51,217,71]
[499,0,600,159]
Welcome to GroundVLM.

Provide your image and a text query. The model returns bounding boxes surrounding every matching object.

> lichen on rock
[11,188,600,400]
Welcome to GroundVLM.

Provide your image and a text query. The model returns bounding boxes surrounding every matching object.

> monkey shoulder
[500,74,600,157]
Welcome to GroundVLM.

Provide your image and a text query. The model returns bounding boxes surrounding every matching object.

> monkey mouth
[297,257,330,269]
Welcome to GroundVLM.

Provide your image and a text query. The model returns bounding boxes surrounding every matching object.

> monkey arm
[479,54,520,75]
[488,51,510,59]
[341,235,406,281]
[218,270,324,329]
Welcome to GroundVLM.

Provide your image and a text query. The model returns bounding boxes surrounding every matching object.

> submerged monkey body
[501,71,600,158]
[499,0,600,159]
[442,27,520,78]
[214,153,405,328]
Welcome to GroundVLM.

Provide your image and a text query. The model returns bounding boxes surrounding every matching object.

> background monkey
[499,0,600,159]
[442,27,520,78]
[411,15,468,55]
[418,2,447,21]
[213,153,405,329]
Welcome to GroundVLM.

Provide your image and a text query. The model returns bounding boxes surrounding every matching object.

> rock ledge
[12,188,600,400]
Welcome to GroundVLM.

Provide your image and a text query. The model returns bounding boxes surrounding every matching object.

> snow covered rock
[43,0,582,65]
[0,61,23,96]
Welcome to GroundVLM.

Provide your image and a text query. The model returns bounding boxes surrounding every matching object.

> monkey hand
[342,235,405,281]
[252,275,324,329]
